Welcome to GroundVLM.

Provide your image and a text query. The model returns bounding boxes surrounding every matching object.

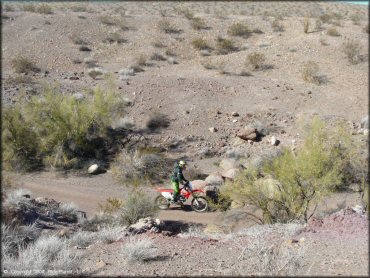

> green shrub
[246,52,266,70]
[192,38,210,50]
[216,37,237,55]
[11,56,40,74]
[227,22,251,37]
[119,191,158,226]
[327,27,340,36]
[301,61,321,85]
[342,40,362,64]
[191,17,208,30]
[37,4,53,14]
[2,86,127,171]
[222,118,356,224]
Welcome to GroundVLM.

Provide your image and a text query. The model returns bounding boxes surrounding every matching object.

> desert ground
[1,1,369,277]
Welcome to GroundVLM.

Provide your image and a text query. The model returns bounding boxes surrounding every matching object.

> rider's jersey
[170,165,187,184]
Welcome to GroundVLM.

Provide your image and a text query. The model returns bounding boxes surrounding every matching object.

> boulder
[221,168,241,180]
[237,128,257,141]
[128,217,161,234]
[190,180,209,190]
[88,164,99,174]
[219,158,240,171]
[205,173,224,186]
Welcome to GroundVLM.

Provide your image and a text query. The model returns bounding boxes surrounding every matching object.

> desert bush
[192,38,211,50]
[246,52,266,70]
[3,235,80,274]
[99,15,119,26]
[327,27,340,36]
[135,55,148,67]
[3,188,32,207]
[112,149,172,184]
[2,86,127,171]
[58,202,79,221]
[364,24,369,33]
[80,213,119,232]
[222,118,356,224]
[152,40,166,48]
[342,40,362,64]
[103,32,125,44]
[227,22,251,37]
[11,56,40,74]
[271,19,284,32]
[157,19,179,34]
[69,33,87,45]
[301,61,321,85]
[216,37,237,54]
[315,18,322,31]
[303,17,310,33]
[121,236,158,262]
[119,191,158,226]
[350,13,362,25]
[37,4,53,14]
[191,17,208,30]
[70,5,88,12]
[4,4,15,12]
[150,52,166,61]
[180,8,194,20]
[98,198,124,214]
[22,4,36,12]
[96,226,124,244]
[146,112,170,130]
[68,231,95,248]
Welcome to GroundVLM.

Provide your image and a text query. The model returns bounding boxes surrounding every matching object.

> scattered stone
[270,136,280,146]
[237,127,257,141]
[209,127,218,133]
[231,112,239,117]
[96,259,107,268]
[232,119,238,123]
[351,205,365,215]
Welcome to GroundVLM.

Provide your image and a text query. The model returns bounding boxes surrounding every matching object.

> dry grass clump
[227,22,251,37]
[246,52,266,71]
[96,226,124,244]
[150,52,166,61]
[342,40,362,64]
[69,33,88,45]
[146,112,170,130]
[152,40,166,48]
[301,61,321,85]
[11,56,40,74]
[192,38,211,50]
[98,198,124,214]
[70,5,88,12]
[99,15,119,26]
[103,32,126,44]
[4,4,15,12]
[271,18,284,32]
[327,27,340,36]
[191,17,208,30]
[157,19,180,34]
[350,13,362,25]
[303,17,310,33]
[319,12,342,24]
[121,236,158,263]
[216,37,237,55]
[22,4,36,12]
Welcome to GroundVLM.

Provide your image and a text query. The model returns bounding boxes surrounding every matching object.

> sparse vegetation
[191,17,208,30]
[2,86,127,171]
[271,18,284,32]
[222,118,356,224]
[11,56,40,74]
[119,191,159,226]
[192,38,211,50]
[157,19,180,34]
[350,13,362,25]
[69,231,95,248]
[364,24,369,33]
[246,52,266,70]
[4,4,15,12]
[103,32,126,44]
[22,4,36,12]
[342,39,362,64]
[37,4,53,14]
[69,33,88,45]
[122,236,158,263]
[327,27,340,36]
[216,37,237,55]
[227,22,251,37]
[146,112,170,130]
[96,226,124,244]
[98,198,124,214]
[70,5,88,12]
[79,45,92,51]
[301,61,321,85]
[303,17,310,33]
[150,52,166,61]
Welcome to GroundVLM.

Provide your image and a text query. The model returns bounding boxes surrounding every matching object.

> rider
[170,160,189,203]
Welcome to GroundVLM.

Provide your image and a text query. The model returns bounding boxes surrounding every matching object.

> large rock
[128,217,161,234]
[237,128,258,141]
[221,168,241,180]
[190,180,208,190]
[205,173,224,186]
[219,158,240,171]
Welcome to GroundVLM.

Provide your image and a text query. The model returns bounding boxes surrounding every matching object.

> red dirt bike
[155,182,208,212]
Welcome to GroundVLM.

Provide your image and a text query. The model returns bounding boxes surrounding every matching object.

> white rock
[209,127,217,133]
[270,136,278,146]
[205,174,224,186]
[232,119,238,123]
[363,129,369,136]
[351,205,365,215]
[88,164,99,174]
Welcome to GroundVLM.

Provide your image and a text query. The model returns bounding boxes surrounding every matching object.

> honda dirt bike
[155,182,208,212]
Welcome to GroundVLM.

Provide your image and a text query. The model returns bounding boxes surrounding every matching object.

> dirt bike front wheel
[191,196,208,212]
[155,195,170,210]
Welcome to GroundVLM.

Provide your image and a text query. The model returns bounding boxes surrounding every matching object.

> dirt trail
[11,172,223,225]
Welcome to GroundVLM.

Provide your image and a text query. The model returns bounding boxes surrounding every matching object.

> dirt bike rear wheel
[191,196,208,212]
[155,195,170,210]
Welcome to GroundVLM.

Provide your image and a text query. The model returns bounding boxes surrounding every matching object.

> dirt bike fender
[192,189,205,193]
[161,191,173,199]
